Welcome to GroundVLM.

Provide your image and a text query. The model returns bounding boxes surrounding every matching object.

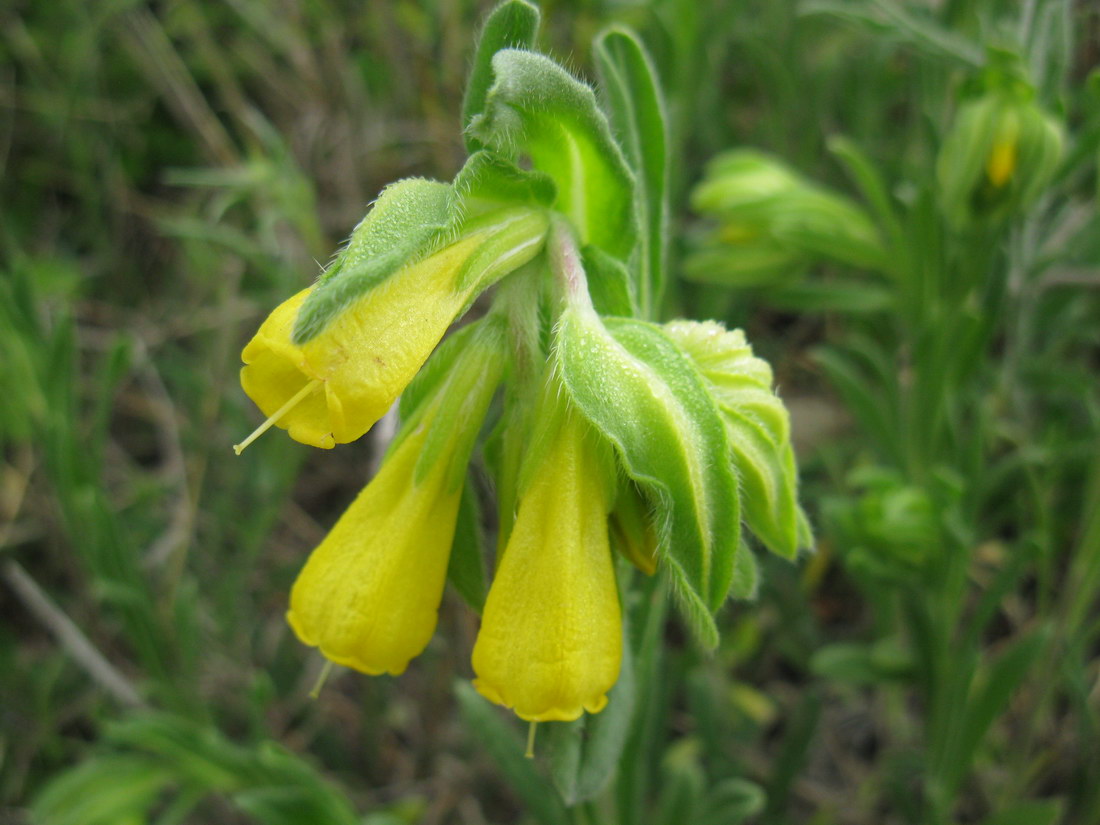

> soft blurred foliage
[1,1,1098,824]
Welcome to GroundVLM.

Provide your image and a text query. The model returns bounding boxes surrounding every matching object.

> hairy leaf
[293,178,454,343]
[462,0,541,153]
[556,305,741,647]
[454,149,557,212]
[665,320,810,559]
[469,49,638,264]
[594,27,669,317]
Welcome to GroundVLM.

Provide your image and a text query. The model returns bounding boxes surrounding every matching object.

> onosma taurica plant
[234,0,810,761]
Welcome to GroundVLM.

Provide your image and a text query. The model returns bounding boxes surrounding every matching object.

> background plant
[2,1,1098,824]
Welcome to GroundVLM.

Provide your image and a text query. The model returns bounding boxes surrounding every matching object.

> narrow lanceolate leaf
[978,800,1065,825]
[31,756,175,825]
[293,178,455,343]
[411,318,507,491]
[556,304,740,648]
[400,320,505,613]
[399,321,483,424]
[732,538,760,599]
[468,49,638,264]
[594,27,669,318]
[665,320,810,559]
[462,0,541,153]
[448,477,489,612]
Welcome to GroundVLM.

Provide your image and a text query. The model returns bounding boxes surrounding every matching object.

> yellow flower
[239,234,488,450]
[285,418,461,675]
[471,412,622,722]
[286,315,507,674]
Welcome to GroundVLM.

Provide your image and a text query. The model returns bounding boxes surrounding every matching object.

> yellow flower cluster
[236,227,628,724]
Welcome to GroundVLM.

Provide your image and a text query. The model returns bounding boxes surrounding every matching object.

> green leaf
[399,322,483,423]
[698,778,767,825]
[32,756,174,825]
[594,26,669,317]
[469,49,638,264]
[233,785,356,825]
[827,134,904,256]
[319,177,454,286]
[583,244,636,317]
[448,475,489,612]
[664,320,808,559]
[107,714,242,791]
[682,241,806,288]
[454,149,557,211]
[555,307,740,648]
[762,690,821,819]
[943,627,1049,798]
[37,714,361,825]
[731,541,760,599]
[455,681,571,825]
[547,720,583,805]
[293,178,454,343]
[297,168,551,346]
[616,575,670,823]
[462,0,541,153]
[451,207,551,296]
[401,317,507,491]
[799,0,983,67]
[655,741,706,825]
[814,342,902,466]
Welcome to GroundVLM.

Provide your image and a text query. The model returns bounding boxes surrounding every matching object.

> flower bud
[663,319,810,559]
[937,85,1064,227]
[687,150,887,285]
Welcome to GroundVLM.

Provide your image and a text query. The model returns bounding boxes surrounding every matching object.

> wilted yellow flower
[472,411,622,722]
[238,234,488,450]
[285,418,462,675]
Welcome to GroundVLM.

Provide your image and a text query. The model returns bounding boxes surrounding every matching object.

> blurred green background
[2,1,1098,823]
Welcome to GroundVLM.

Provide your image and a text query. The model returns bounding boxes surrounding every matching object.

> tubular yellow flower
[286,317,506,675]
[239,235,487,449]
[471,412,622,722]
[285,419,461,675]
